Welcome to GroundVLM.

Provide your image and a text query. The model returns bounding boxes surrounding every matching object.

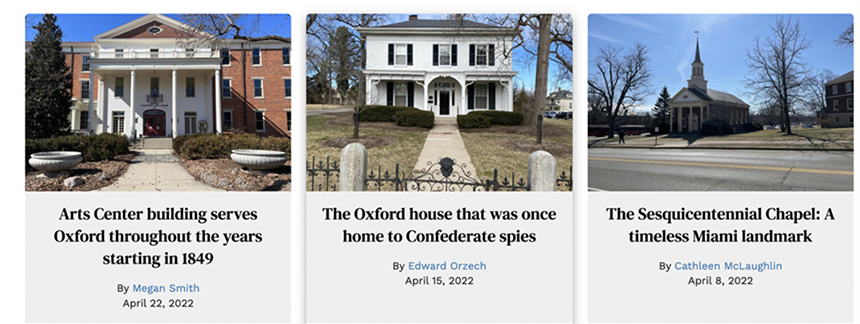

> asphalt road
[588,148,854,191]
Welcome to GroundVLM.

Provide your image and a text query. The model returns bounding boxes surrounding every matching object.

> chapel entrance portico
[670,106,708,133]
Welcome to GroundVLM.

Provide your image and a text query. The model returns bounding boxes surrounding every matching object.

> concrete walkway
[412,118,480,181]
[99,149,223,192]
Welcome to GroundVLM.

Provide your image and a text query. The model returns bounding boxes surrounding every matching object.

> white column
[172,69,178,138]
[215,70,222,133]
[507,81,514,112]
[129,70,135,139]
[97,76,105,133]
[423,79,430,115]
[87,72,94,134]
[676,107,682,132]
[687,107,692,132]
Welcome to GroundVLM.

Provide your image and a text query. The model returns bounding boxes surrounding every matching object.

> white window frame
[82,55,91,72]
[283,77,291,98]
[282,47,290,66]
[847,82,853,93]
[79,110,88,130]
[475,45,488,66]
[834,99,839,111]
[184,112,198,134]
[394,44,407,66]
[80,80,90,99]
[114,48,124,58]
[115,77,124,98]
[112,111,125,134]
[832,84,838,95]
[253,78,264,98]
[255,110,265,132]
[475,84,488,109]
[185,48,194,58]
[252,48,262,66]
[186,77,195,97]
[221,48,231,66]
[394,83,408,106]
[438,44,451,66]
[222,78,232,99]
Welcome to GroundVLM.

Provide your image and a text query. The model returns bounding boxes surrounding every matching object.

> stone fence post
[340,143,367,191]
[528,150,557,191]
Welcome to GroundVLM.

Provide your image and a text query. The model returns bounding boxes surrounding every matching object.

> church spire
[693,37,702,64]
[688,32,708,92]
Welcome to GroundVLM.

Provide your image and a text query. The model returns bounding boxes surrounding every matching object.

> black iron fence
[307,156,572,192]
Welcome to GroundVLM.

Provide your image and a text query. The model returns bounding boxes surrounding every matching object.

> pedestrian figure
[617,129,625,144]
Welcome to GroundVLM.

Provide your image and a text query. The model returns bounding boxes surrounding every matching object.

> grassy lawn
[306,114,429,190]
[307,104,352,110]
[461,118,573,190]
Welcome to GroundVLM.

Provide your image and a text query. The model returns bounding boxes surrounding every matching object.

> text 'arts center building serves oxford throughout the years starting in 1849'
[25,14,293,139]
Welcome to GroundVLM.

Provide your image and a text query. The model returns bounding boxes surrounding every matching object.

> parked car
[544,111,557,119]
[555,111,572,120]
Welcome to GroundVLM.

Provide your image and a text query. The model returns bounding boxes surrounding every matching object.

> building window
[81,80,90,99]
[82,55,90,71]
[832,85,838,95]
[223,111,233,132]
[395,44,407,66]
[252,48,261,65]
[221,48,230,65]
[185,48,194,58]
[475,84,488,109]
[284,78,291,98]
[439,44,451,66]
[115,77,124,97]
[287,110,292,131]
[222,79,232,98]
[253,79,264,98]
[282,48,290,65]
[848,98,854,110]
[476,45,488,66]
[112,111,125,134]
[150,77,159,97]
[847,82,853,93]
[833,99,839,111]
[186,77,195,97]
[394,83,408,106]
[79,111,88,130]
[115,49,123,58]
[150,48,159,59]
[184,112,198,134]
[255,111,265,132]
[835,117,840,122]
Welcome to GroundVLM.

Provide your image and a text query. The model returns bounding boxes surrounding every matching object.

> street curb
[588,145,854,152]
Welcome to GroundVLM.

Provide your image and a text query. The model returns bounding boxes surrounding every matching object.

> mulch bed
[25,153,137,191]
[179,158,291,191]
[320,136,398,149]
[326,112,431,132]
[460,123,571,137]
[498,141,573,159]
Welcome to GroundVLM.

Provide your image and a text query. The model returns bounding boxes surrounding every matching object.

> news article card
[306,193,573,323]
[25,192,290,322]
[588,192,854,322]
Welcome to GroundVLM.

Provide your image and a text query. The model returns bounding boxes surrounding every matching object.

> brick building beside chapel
[32,14,292,139]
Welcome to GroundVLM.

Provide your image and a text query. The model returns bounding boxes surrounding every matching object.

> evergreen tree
[26,14,72,139]
[651,86,672,126]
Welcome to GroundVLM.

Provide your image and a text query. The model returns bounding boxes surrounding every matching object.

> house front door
[143,109,166,136]
[439,91,450,116]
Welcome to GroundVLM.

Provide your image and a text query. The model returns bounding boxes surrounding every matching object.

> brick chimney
[409,15,418,21]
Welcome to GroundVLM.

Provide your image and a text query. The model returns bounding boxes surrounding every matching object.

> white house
[357,15,518,117]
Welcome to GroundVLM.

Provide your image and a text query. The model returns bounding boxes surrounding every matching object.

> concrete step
[138,137,174,150]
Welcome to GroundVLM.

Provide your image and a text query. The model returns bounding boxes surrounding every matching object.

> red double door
[143,110,166,136]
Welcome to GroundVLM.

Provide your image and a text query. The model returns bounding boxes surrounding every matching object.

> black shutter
[407,82,414,107]
[432,44,439,66]
[467,84,474,110]
[469,44,475,66]
[407,44,413,66]
[452,90,455,105]
[386,82,393,106]
[488,44,495,66]
[451,44,458,66]
[434,90,437,105]
[489,83,496,110]
[388,44,394,65]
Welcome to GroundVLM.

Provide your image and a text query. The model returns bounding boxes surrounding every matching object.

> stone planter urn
[230,149,287,170]
[29,151,83,177]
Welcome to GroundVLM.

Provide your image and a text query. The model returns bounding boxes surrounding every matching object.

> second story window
[284,78,291,98]
[82,55,90,71]
[186,77,195,97]
[395,44,407,65]
[115,49,123,58]
[81,80,90,99]
[476,45,487,65]
[832,85,838,95]
[387,43,412,66]
[150,48,159,59]
[115,77,124,97]
[185,48,194,58]
[252,48,261,65]
[222,79,232,98]
[834,99,839,111]
[221,48,230,65]
[847,82,853,93]
[469,44,495,66]
[150,77,159,97]
[282,48,290,65]
[434,44,455,66]
[253,79,264,98]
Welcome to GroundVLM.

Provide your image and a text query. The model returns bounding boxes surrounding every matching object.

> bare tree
[835,23,853,47]
[743,15,812,135]
[177,14,289,49]
[804,69,836,120]
[587,44,652,138]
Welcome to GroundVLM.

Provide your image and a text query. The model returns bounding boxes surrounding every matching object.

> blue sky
[26,14,291,41]
[310,14,571,92]
[588,14,853,113]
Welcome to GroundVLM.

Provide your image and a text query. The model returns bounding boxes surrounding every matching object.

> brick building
[824,70,853,128]
[31,14,291,139]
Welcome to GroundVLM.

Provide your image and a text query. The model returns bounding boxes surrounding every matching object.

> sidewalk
[412,117,480,181]
[99,149,224,191]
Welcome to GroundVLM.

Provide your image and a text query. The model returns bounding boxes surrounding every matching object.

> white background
[2,1,858,324]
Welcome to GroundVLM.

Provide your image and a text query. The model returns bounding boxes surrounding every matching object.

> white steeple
[687,33,708,92]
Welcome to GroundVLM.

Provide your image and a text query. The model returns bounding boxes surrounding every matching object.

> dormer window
[147,26,162,35]
[150,48,159,59]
